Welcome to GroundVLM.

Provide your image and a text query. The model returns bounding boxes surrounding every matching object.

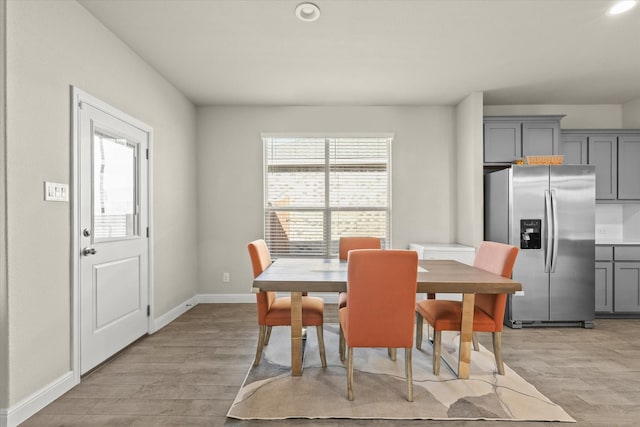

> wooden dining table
[252,257,522,379]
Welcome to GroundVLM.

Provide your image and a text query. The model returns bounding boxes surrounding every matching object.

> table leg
[291,291,303,376]
[458,293,475,379]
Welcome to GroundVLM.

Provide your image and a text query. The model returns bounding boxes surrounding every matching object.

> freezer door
[509,166,550,322]
[548,165,595,322]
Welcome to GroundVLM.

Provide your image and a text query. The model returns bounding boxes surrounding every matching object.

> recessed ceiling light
[607,0,637,15]
[296,2,320,22]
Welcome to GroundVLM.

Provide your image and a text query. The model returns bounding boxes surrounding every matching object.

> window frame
[262,133,393,258]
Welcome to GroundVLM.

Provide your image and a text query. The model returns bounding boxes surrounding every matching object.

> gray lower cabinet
[595,261,613,313]
[596,245,640,315]
[484,115,563,164]
[613,262,640,312]
[561,130,640,200]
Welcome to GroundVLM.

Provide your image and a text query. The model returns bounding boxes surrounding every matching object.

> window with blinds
[263,136,391,257]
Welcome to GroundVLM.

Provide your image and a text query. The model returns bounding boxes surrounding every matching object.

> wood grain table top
[254,258,521,294]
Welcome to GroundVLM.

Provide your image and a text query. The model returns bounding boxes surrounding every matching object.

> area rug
[227,324,575,422]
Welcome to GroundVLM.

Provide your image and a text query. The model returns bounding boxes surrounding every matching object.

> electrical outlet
[223,272,230,283]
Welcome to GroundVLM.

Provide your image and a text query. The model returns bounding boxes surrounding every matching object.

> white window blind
[263,136,391,257]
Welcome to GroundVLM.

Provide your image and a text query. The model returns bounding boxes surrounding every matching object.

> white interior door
[78,99,149,374]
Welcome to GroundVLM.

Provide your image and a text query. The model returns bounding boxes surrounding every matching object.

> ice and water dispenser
[520,219,541,249]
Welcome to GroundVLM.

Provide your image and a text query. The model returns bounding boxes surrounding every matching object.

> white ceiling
[78,0,640,107]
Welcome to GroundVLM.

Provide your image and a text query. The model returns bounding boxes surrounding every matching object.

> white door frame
[70,86,154,382]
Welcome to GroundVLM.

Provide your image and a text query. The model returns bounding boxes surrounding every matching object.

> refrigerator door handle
[550,189,559,273]
[544,189,553,273]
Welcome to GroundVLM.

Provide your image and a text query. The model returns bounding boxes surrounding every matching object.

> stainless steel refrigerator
[484,165,595,328]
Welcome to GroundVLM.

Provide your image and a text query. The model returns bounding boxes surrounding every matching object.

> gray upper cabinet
[522,121,560,157]
[484,116,563,164]
[588,135,618,200]
[618,135,640,199]
[560,134,588,165]
[562,130,640,200]
[484,121,522,163]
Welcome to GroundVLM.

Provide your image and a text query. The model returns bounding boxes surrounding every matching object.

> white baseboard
[150,295,197,333]
[1,371,77,427]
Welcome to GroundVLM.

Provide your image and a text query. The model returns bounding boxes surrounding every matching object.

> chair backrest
[248,239,272,278]
[248,239,276,324]
[339,237,382,260]
[473,241,519,331]
[345,249,418,348]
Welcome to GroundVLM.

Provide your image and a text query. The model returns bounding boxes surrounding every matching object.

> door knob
[82,247,97,256]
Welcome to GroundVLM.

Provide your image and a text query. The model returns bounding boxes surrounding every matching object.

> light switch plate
[44,181,69,202]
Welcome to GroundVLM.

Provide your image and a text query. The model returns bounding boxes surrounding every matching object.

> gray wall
[196,106,458,295]
[4,0,197,406]
[623,98,640,128]
[455,92,484,247]
[1,0,8,411]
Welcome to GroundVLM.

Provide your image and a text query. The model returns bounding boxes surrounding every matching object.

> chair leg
[492,332,505,375]
[433,330,441,375]
[472,332,479,352]
[415,312,423,350]
[347,347,354,401]
[253,325,266,366]
[405,347,413,402]
[316,326,327,368]
[425,294,435,342]
[388,348,397,361]
[264,326,272,345]
[339,324,346,362]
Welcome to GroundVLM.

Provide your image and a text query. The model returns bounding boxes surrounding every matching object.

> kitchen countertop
[596,240,640,245]
[409,242,475,251]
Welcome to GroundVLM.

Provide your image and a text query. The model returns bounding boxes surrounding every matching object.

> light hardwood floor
[22,303,640,426]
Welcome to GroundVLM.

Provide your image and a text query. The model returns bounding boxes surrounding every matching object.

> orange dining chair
[337,237,382,358]
[415,241,519,375]
[248,239,327,368]
[339,249,418,401]
[337,236,382,309]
